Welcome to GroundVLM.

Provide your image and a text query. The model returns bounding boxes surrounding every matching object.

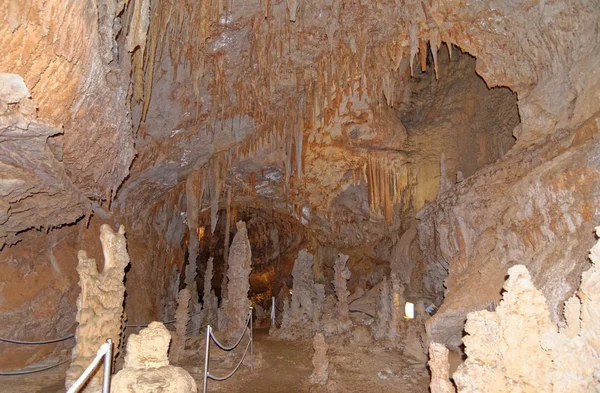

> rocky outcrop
[65,225,130,392]
[0,74,89,248]
[421,114,600,349]
[112,322,197,393]
[430,229,600,392]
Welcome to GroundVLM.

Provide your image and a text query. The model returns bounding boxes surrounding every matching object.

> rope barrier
[0,334,75,345]
[0,311,207,344]
[206,340,251,381]
[202,307,253,393]
[208,313,251,351]
[0,358,70,376]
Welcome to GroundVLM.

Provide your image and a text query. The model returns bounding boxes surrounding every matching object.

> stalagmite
[65,225,130,392]
[222,187,232,299]
[310,333,329,385]
[112,322,197,393]
[169,288,190,364]
[373,279,392,340]
[203,257,219,327]
[333,253,352,332]
[428,343,455,393]
[223,221,252,342]
[390,274,404,341]
[275,249,316,339]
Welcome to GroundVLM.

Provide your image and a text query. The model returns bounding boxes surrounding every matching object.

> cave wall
[420,115,600,349]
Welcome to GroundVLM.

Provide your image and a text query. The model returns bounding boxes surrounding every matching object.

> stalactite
[409,23,418,76]
[430,28,442,79]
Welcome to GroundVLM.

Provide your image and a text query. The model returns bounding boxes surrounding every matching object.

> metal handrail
[202,307,253,393]
[66,338,113,393]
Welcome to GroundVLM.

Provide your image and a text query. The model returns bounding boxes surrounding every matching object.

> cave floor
[0,327,429,392]
[183,327,430,392]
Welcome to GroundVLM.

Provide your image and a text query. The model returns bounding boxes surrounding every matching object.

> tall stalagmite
[169,288,191,364]
[333,253,352,333]
[224,221,252,342]
[203,257,219,327]
[65,225,130,392]
[185,175,202,334]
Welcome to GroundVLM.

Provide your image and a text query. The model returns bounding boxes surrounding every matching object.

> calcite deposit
[65,225,130,392]
[310,333,329,385]
[429,229,600,392]
[169,288,190,364]
[223,221,252,342]
[111,322,197,393]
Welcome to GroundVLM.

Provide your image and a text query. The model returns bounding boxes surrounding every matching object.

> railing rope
[202,307,253,393]
[66,338,113,393]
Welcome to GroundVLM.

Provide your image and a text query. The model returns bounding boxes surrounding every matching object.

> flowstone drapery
[112,322,197,393]
[65,225,130,392]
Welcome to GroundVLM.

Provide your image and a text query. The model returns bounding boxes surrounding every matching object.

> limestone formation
[332,253,352,333]
[112,322,197,393]
[169,288,190,364]
[65,225,130,392]
[223,221,252,342]
[310,333,329,385]
[184,175,202,334]
[428,343,455,393]
[202,257,219,328]
[373,279,392,341]
[444,230,600,393]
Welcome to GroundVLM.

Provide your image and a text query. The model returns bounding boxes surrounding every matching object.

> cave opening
[1,1,599,392]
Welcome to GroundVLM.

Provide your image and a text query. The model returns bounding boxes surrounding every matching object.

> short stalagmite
[65,225,130,392]
[111,322,197,393]
[310,333,329,385]
[428,342,454,393]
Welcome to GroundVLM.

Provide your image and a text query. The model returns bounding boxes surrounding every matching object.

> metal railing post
[202,325,211,393]
[249,307,253,369]
[102,338,113,393]
[271,297,275,327]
